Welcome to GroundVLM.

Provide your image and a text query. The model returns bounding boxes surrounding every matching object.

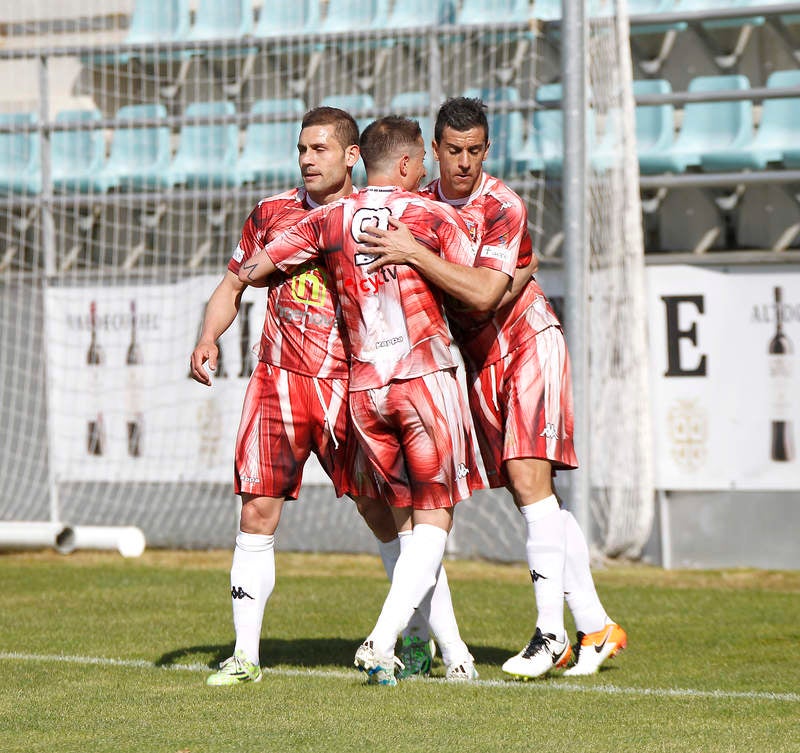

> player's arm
[362,217,509,312]
[497,255,538,309]
[190,271,246,386]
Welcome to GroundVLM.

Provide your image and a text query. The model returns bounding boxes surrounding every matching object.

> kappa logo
[539,423,559,440]
[455,463,469,479]
[529,569,547,583]
[231,586,254,600]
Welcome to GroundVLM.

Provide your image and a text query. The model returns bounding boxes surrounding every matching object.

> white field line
[1,651,798,703]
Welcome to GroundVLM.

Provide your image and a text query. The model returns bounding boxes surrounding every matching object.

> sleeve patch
[481,245,511,263]
[232,244,244,263]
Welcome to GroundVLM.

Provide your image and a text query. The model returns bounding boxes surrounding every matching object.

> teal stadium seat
[94,104,172,191]
[388,91,436,174]
[167,102,240,188]
[642,74,754,173]
[632,79,682,174]
[532,0,561,22]
[236,98,306,187]
[115,0,190,62]
[253,0,321,45]
[677,0,765,29]
[0,113,41,195]
[701,69,800,171]
[625,0,687,34]
[320,93,376,185]
[318,0,390,34]
[51,110,107,194]
[523,83,596,176]
[386,0,455,30]
[457,0,532,24]
[462,86,528,179]
[189,0,253,41]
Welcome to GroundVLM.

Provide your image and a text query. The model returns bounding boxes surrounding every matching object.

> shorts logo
[240,475,260,484]
[456,463,469,479]
[290,267,328,307]
[539,423,559,440]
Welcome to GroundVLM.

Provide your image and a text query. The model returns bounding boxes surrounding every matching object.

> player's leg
[208,364,309,686]
[352,373,477,684]
[561,507,627,676]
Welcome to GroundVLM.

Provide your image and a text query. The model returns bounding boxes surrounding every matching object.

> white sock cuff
[519,495,559,523]
[377,537,401,579]
[235,531,275,552]
[398,529,413,550]
[412,523,449,546]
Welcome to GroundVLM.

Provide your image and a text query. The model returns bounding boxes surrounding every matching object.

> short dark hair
[301,106,360,150]
[359,116,423,171]
[434,97,489,143]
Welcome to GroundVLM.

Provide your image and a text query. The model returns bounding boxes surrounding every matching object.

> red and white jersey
[265,185,496,391]
[421,173,561,369]
[227,187,349,379]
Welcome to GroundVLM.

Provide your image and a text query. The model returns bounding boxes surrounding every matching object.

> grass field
[0,550,798,753]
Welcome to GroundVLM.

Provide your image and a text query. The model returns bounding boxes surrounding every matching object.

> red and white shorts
[468,325,578,489]
[234,362,349,499]
[348,369,483,510]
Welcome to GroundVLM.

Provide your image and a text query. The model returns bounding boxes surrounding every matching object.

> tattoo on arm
[242,259,260,282]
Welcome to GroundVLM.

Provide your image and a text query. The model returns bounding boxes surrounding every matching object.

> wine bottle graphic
[126,300,144,457]
[768,286,794,462]
[86,301,105,456]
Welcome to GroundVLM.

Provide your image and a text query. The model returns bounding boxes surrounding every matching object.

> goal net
[0,0,651,559]
[584,0,654,557]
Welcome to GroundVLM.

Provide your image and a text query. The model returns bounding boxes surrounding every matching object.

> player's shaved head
[359,116,424,172]
[434,97,489,144]
[302,107,360,150]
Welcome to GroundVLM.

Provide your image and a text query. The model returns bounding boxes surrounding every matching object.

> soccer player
[239,116,515,685]
[190,107,402,686]
[361,97,627,678]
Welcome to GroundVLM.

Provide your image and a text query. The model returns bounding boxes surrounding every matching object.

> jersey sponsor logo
[276,303,336,329]
[289,267,328,307]
[232,245,244,263]
[540,422,559,440]
[343,265,398,296]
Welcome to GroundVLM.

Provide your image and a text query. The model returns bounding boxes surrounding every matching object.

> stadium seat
[677,0,765,29]
[319,0,390,34]
[236,98,306,187]
[108,0,190,63]
[457,0,532,25]
[632,79,682,174]
[522,83,596,176]
[532,0,561,22]
[51,109,107,194]
[462,86,528,179]
[94,104,173,192]
[187,0,254,43]
[626,0,687,34]
[0,113,41,195]
[167,102,240,188]
[642,75,753,173]
[253,0,321,42]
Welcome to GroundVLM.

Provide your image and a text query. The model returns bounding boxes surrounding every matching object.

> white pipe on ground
[0,522,145,557]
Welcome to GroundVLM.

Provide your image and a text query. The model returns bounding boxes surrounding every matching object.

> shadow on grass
[157,639,520,672]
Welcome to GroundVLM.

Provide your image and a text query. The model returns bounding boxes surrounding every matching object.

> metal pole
[39,54,61,525]
[561,0,591,542]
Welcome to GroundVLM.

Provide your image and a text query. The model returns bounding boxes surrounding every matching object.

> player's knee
[239,494,284,534]
[354,495,397,542]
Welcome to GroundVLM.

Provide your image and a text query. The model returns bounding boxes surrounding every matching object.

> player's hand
[190,341,218,386]
[359,217,422,272]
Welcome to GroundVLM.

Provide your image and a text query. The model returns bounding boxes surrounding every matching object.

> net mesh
[585,0,654,556]
[0,0,551,556]
[0,1,652,558]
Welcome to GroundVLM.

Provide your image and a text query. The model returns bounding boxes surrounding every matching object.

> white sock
[398,531,432,644]
[230,531,275,665]
[562,509,609,634]
[418,565,471,667]
[367,524,447,656]
[377,536,401,580]
[520,495,566,641]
